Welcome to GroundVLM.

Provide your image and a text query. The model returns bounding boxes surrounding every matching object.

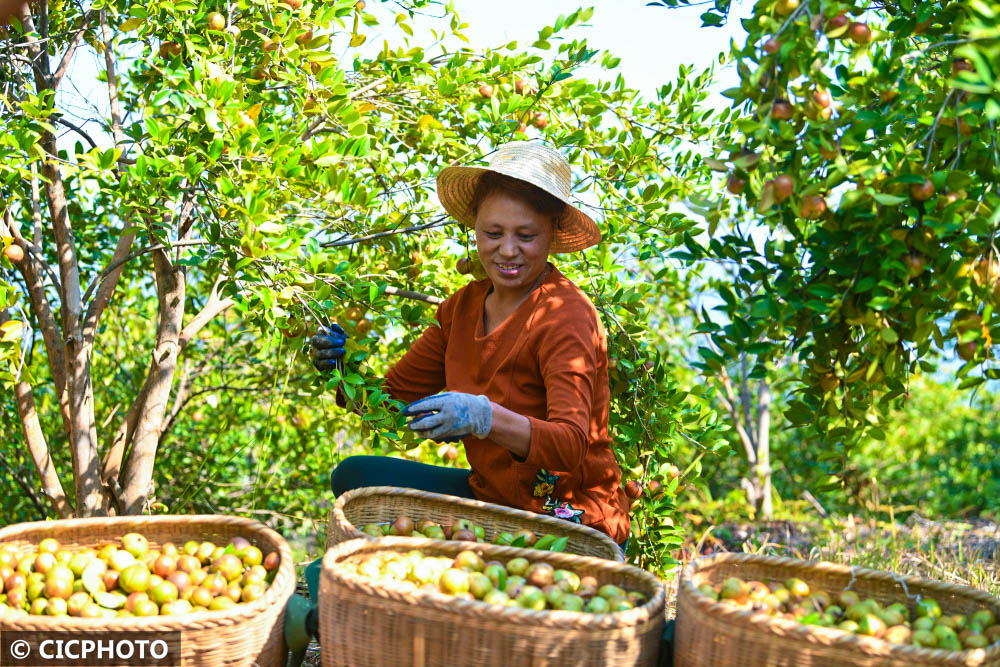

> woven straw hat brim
[436,166,601,254]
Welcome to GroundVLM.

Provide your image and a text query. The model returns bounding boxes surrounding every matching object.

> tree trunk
[756,381,772,520]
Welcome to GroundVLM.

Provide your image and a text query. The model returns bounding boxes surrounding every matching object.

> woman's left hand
[402,392,493,442]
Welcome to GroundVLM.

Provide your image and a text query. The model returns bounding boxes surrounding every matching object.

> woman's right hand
[311,324,347,372]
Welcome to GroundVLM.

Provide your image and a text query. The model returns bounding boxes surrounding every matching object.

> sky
[58,0,753,150]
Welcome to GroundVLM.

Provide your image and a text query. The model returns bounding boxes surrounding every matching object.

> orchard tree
[668,0,1000,491]
[0,1,727,572]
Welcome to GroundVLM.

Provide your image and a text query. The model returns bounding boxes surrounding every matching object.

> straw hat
[436,142,601,253]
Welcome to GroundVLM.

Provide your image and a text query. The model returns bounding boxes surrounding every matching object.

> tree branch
[50,8,98,89]
[384,285,443,305]
[0,309,73,518]
[178,276,235,350]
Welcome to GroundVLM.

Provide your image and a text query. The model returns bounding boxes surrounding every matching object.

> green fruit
[964,633,989,649]
[208,596,236,611]
[424,526,446,540]
[46,597,68,616]
[555,594,585,612]
[585,596,610,614]
[511,530,536,547]
[516,586,546,610]
[857,613,886,637]
[119,564,152,594]
[719,578,748,602]
[883,625,911,644]
[482,589,510,606]
[493,532,514,546]
[121,533,148,558]
[837,620,859,633]
[483,564,507,591]
[150,581,179,605]
[972,610,997,627]
[784,578,810,599]
[80,561,106,596]
[553,570,580,593]
[469,573,493,599]
[506,558,529,577]
[938,635,963,651]
[913,616,935,631]
[94,591,127,610]
[109,550,136,572]
[697,584,719,601]
[598,584,626,600]
[846,603,870,622]
[439,568,470,595]
[361,524,383,538]
[526,563,555,588]
[878,608,905,626]
[453,551,485,573]
[916,598,942,619]
[933,624,958,642]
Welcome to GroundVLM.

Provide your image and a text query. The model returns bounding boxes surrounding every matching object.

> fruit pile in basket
[0,533,280,619]
[348,547,646,613]
[697,576,1000,650]
[362,516,569,552]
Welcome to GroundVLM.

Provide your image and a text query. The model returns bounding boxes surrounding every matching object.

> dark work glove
[310,324,347,372]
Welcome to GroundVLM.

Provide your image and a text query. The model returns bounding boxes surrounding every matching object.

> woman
[312,143,629,545]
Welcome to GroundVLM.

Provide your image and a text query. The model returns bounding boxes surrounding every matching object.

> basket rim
[678,552,1000,662]
[322,536,663,630]
[0,514,296,631]
[332,485,624,561]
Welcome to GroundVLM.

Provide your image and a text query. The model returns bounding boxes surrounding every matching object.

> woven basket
[327,485,623,562]
[674,552,1000,667]
[0,515,296,667]
[319,536,664,667]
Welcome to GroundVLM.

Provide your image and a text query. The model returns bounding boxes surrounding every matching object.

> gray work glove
[402,392,493,442]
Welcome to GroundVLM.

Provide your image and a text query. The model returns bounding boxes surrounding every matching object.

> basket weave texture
[327,485,624,562]
[674,552,1000,667]
[319,536,664,667]
[0,515,295,667]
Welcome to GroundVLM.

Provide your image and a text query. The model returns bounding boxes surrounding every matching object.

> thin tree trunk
[757,381,772,520]
[119,246,187,513]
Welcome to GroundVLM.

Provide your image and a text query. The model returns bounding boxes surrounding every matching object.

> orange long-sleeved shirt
[385,267,630,543]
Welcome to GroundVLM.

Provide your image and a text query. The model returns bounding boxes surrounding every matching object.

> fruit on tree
[159,41,182,58]
[285,0,303,9]
[726,174,747,195]
[456,257,473,275]
[904,252,927,278]
[514,78,528,94]
[532,112,548,129]
[826,14,849,35]
[812,89,831,108]
[206,12,225,31]
[848,22,872,45]
[909,180,935,202]
[800,195,826,220]
[771,99,793,120]
[775,0,799,16]
[773,175,794,202]
[296,27,313,45]
[763,38,780,55]
[957,341,977,362]
[478,84,494,99]
[952,59,972,75]
[4,244,24,263]
[624,480,642,500]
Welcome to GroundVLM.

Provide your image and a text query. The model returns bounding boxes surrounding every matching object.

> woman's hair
[470,171,567,229]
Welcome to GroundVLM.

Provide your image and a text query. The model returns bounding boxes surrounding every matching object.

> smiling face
[474,191,555,300]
